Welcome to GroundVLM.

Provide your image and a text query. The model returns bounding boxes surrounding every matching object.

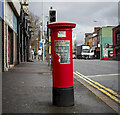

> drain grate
[37,72,51,75]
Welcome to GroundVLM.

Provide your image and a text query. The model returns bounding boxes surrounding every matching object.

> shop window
[116,33,120,44]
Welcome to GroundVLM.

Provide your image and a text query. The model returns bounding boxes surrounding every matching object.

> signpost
[42,39,45,43]
[39,41,43,48]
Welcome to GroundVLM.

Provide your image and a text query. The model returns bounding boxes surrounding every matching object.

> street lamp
[93,20,97,23]
[42,0,45,61]
[118,1,120,25]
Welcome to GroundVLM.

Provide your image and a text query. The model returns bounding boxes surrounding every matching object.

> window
[116,33,120,44]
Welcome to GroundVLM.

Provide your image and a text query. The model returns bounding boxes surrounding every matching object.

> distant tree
[28,12,41,51]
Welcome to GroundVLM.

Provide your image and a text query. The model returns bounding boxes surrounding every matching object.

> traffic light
[49,9,56,23]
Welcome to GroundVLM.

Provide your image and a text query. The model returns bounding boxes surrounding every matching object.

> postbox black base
[53,86,74,107]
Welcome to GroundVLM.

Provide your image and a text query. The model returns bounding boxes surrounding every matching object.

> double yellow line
[73,71,120,104]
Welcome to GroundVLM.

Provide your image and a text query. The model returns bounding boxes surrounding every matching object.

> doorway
[8,28,13,65]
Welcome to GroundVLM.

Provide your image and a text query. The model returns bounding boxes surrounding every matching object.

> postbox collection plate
[58,31,66,37]
[55,40,70,64]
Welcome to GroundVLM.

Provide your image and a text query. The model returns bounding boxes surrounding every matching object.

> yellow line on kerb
[76,71,120,98]
[73,72,120,103]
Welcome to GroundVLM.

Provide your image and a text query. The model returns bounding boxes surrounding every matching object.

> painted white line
[86,73,120,77]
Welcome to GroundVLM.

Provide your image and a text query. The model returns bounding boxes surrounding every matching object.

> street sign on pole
[42,39,45,43]
[42,0,45,61]
[39,41,43,48]
[49,46,51,54]
[49,36,51,42]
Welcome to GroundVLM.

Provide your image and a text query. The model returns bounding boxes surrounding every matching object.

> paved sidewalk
[2,60,118,114]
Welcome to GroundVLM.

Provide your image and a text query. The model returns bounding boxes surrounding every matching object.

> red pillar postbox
[47,21,76,106]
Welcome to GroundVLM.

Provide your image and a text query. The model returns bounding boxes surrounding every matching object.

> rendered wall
[101,27,114,58]
[5,2,17,33]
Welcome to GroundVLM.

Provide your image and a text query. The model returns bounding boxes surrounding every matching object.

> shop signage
[103,48,108,58]
[39,41,43,47]
[5,2,17,33]
[11,0,21,16]
[5,2,13,29]
[108,44,113,48]
[109,51,113,56]
[55,40,70,64]
[98,43,100,47]
[13,13,17,33]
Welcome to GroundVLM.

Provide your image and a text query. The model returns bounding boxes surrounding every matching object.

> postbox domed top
[47,21,76,28]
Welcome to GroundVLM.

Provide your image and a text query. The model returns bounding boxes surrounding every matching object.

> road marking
[86,73,120,77]
[76,71,120,98]
[73,72,120,104]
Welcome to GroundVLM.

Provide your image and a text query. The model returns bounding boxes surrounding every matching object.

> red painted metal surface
[47,22,76,87]
[47,21,76,29]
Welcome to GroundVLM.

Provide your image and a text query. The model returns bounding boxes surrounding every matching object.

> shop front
[4,2,18,70]
[8,28,13,65]
[0,1,4,72]
[113,25,120,61]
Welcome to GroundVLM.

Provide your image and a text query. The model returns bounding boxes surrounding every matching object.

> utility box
[47,21,76,106]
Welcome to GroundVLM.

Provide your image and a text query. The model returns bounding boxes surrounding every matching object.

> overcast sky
[29,1,119,45]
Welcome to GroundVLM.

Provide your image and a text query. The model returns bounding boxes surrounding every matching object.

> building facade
[0,0,4,72]
[84,27,100,59]
[3,1,21,71]
[96,28,102,59]
[0,0,31,72]
[97,26,115,60]
[91,33,98,58]
[85,33,91,46]
[84,26,117,60]
[112,25,120,61]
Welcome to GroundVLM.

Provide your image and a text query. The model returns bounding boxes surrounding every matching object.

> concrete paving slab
[2,60,118,114]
